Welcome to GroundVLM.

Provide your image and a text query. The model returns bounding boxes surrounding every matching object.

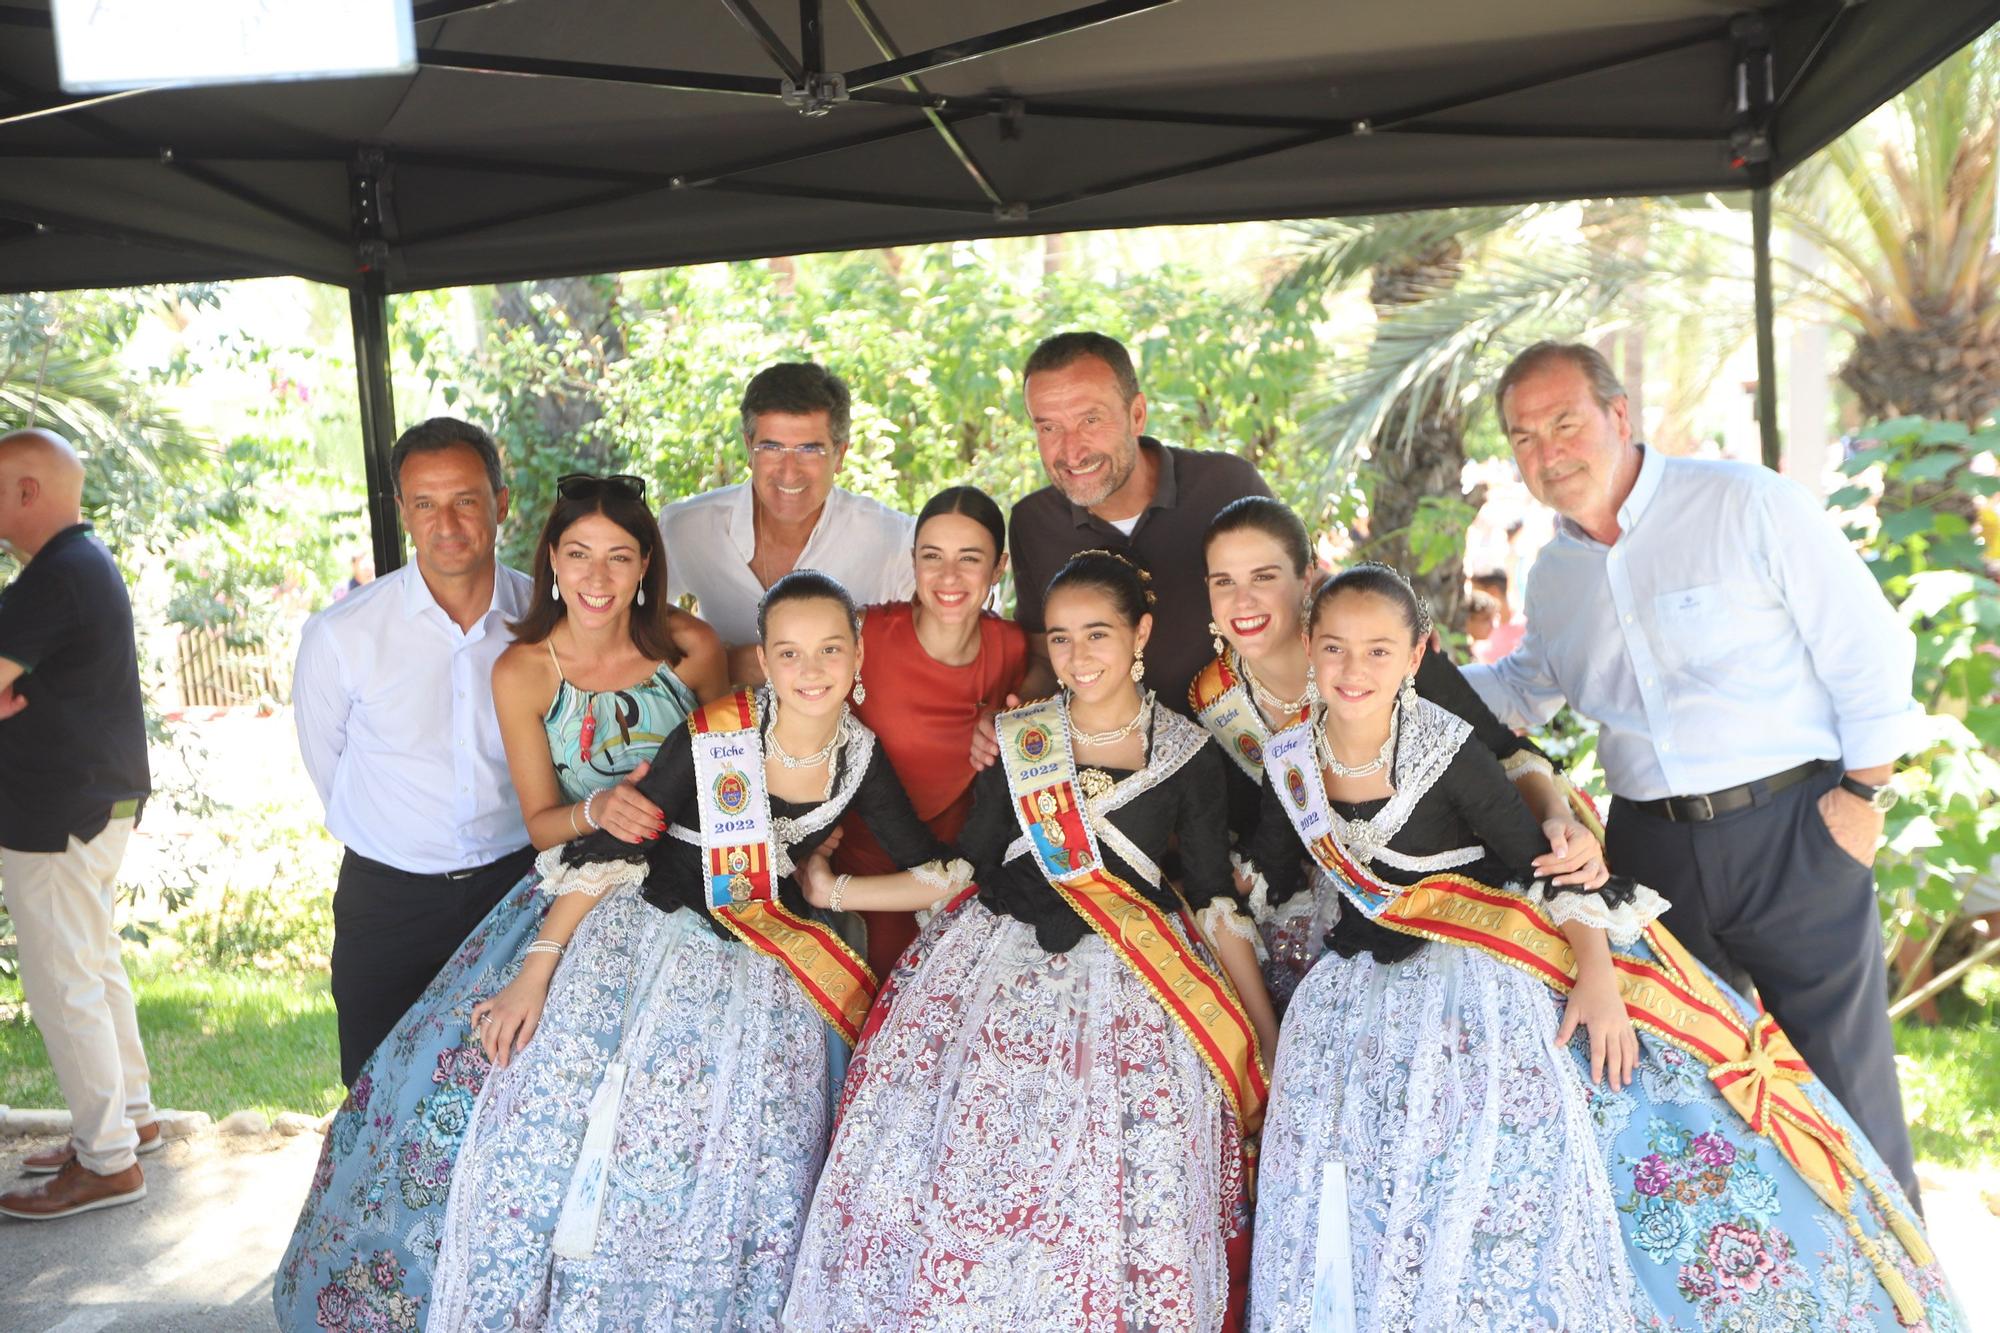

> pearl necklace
[1239,655,1312,719]
[1069,690,1153,747]
[768,699,846,769]
[1316,708,1397,780]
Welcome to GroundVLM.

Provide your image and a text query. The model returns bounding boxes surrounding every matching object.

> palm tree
[1279,204,1686,623]
[1778,34,2000,428]
[0,291,206,557]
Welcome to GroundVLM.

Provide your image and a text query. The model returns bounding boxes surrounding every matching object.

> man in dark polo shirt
[0,428,156,1222]
[1009,332,1273,712]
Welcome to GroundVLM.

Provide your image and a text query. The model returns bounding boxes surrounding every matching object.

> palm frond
[1296,248,1620,483]
[1273,207,1533,309]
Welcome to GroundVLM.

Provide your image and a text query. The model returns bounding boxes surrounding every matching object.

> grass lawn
[0,950,343,1122]
[1897,1014,2000,1170]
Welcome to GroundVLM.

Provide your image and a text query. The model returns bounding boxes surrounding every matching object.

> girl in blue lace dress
[275,475,726,1332]
[1242,566,1961,1333]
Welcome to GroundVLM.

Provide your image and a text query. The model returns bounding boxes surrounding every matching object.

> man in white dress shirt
[293,419,536,1085]
[1464,342,1925,1200]
[657,362,913,684]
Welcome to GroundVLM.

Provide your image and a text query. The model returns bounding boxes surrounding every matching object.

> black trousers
[330,844,537,1086]
[1607,764,1921,1204]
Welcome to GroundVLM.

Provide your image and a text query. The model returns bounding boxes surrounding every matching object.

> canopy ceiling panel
[0,0,1996,294]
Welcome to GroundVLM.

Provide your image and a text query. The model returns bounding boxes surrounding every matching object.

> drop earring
[636,587,646,606]
[550,582,561,603]
[1209,620,1226,658]
[852,673,867,705]
[1399,674,1417,713]
[1130,654,1145,683]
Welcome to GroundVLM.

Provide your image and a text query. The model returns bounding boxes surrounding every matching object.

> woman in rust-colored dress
[839,484,1031,978]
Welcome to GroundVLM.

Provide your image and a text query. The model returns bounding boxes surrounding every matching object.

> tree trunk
[1840,314,2000,519]
[1364,239,1474,631]
[1839,313,2000,428]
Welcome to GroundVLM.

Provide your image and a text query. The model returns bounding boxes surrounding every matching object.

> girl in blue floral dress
[1243,567,1962,1333]
[275,476,726,1332]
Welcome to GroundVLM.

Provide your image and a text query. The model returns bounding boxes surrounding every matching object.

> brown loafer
[0,1159,146,1220]
[20,1120,162,1175]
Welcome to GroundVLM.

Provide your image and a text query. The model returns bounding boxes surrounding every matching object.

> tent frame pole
[349,149,403,573]
[1752,184,1780,471]
[350,276,403,576]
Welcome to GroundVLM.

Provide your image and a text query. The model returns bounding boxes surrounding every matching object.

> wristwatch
[1838,774,1899,812]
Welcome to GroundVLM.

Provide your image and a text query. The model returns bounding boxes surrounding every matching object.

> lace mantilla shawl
[1247,698,1666,947]
[1331,697,1481,873]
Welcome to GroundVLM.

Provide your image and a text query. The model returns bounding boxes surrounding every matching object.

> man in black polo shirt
[0,429,155,1222]
[1009,332,1273,713]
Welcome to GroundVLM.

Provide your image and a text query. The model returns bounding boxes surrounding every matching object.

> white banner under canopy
[53,0,415,93]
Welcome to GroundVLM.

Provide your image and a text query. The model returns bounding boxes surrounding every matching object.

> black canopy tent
[2,0,1996,574]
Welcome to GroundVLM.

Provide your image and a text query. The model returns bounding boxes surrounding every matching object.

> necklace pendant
[1077,768,1115,803]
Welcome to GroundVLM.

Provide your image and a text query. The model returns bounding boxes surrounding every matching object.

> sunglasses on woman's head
[556,472,647,501]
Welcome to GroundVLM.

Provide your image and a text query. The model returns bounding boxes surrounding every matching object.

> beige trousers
[1,818,154,1173]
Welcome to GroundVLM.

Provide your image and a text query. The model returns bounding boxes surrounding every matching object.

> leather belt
[1627,760,1828,823]
[345,845,534,882]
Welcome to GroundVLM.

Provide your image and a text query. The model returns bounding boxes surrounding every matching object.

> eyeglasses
[556,473,647,501]
[750,441,832,460]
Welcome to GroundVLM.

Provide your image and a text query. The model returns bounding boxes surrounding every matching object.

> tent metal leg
[1752,185,1780,471]
[350,278,403,574]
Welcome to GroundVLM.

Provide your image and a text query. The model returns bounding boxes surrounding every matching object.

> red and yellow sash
[1264,715,1936,1322]
[687,691,877,1046]
[996,697,1269,1132]
[1188,650,1310,782]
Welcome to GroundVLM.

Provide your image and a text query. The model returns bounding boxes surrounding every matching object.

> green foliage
[1,289,214,562]
[1832,417,2000,916]
[163,433,362,648]
[169,883,333,974]
[1402,494,1480,576]
[392,246,1323,568]
[1894,1015,2000,1168]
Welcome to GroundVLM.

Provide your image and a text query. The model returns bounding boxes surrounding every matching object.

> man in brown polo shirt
[1008,331,1273,714]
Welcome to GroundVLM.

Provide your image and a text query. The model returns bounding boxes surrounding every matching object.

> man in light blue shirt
[294,418,536,1084]
[1464,342,1924,1200]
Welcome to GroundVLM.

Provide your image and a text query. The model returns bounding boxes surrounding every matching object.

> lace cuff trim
[1501,749,1557,782]
[1232,851,1276,925]
[1198,896,1266,961]
[536,847,645,899]
[1527,880,1670,946]
[909,858,975,912]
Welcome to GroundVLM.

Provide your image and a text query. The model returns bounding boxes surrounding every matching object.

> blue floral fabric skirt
[275,871,549,1331]
[1249,939,1963,1332]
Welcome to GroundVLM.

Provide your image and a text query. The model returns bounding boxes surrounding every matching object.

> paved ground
[0,1130,319,1333]
[0,1125,1995,1331]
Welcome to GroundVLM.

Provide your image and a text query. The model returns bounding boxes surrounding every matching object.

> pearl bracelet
[829,873,852,912]
[523,939,565,961]
[581,790,601,832]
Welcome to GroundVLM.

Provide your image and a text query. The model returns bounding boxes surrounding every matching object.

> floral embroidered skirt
[426,889,832,1331]
[784,899,1250,1333]
[275,870,549,1332]
[1249,941,1963,1332]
